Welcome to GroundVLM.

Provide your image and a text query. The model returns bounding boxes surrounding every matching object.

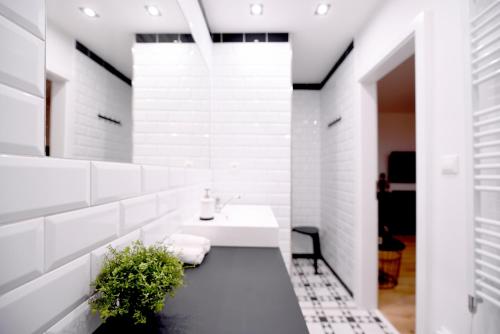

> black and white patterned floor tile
[291,259,399,334]
[291,258,355,309]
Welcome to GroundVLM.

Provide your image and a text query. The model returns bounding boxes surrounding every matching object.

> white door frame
[354,11,433,334]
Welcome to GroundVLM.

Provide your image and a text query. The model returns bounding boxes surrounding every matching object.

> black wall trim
[293,41,354,90]
[135,33,195,43]
[211,32,289,43]
[75,41,131,86]
[321,257,353,297]
[292,83,322,90]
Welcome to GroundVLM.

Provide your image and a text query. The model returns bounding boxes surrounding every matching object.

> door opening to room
[376,55,416,334]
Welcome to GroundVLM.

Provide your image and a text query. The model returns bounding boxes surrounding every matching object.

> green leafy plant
[89,241,184,325]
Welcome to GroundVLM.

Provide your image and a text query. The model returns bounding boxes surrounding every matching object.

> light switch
[441,155,459,175]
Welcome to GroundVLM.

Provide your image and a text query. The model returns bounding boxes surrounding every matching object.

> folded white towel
[166,244,206,265]
[166,233,211,253]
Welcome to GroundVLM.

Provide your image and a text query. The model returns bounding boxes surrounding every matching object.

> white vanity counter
[181,205,279,247]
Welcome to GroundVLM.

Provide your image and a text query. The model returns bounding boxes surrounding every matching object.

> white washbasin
[181,205,279,247]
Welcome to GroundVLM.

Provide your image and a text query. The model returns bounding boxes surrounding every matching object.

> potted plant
[89,241,184,325]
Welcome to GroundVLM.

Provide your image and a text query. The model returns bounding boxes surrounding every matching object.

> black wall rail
[76,41,132,86]
[327,117,342,128]
[98,114,122,126]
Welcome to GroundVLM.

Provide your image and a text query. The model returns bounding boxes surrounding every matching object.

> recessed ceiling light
[79,7,99,18]
[315,3,330,15]
[145,5,161,16]
[250,3,263,16]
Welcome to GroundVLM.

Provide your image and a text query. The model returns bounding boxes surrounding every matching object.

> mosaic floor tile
[291,259,399,334]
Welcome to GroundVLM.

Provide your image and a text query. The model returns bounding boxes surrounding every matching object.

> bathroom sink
[181,205,279,247]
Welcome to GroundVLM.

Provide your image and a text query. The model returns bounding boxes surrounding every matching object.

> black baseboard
[292,253,353,297]
[321,257,353,297]
[292,253,315,259]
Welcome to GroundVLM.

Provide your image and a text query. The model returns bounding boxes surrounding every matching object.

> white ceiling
[47,0,190,78]
[201,0,382,83]
[47,0,382,83]
[378,55,415,114]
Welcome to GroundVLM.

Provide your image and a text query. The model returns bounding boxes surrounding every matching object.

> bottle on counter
[200,188,215,221]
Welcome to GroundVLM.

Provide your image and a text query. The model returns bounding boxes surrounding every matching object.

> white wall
[46,22,73,81]
[46,23,133,162]
[71,52,132,162]
[353,0,472,332]
[319,55,356,290]
[132,43,211,168]
[378,112,415,175]
[291,90,321,253]
[211,43,292,266]
[0,0,45,156]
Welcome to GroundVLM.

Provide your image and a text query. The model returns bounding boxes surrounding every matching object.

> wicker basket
[378,238,405,289]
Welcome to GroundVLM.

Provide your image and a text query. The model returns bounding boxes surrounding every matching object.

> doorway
[376,56,416,334]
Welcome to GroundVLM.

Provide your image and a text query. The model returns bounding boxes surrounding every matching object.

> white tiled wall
[291,90,321,253]
[0,0,45,156]
[71,52,132,162]
[132,43,211,168]
[319,55,356,289]
[0,155,211,333]
[0,156,90,224]
[211,43,292,265]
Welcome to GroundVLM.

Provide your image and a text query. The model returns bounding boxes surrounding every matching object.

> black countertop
[95,247,308,334]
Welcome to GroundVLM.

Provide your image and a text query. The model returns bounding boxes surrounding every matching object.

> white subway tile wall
[141,165,169,193]
[211,43,292,267]
[320,55,355,289]
[0,14,45,97]
[132,43,211,168]
[0,0,45,39]
[0,83,44,155]
[0,218,44,294]
[45,301,101,334]
[141,211,182,246]
[0,156,91,224]
[71,52,132,162]
[0,255,90,334]
[0,0,45,157]
[44,203,119,271]
[291,91,321,253]
[91,161,141,205]
[0,4,212,332]
[0,155,211,333]
[119,194,157,234]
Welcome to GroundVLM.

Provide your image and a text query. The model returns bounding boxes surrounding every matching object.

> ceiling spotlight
[145,5,161,16]
[315,3,330,15]
[250,3,263,16]
[79,7,99,18]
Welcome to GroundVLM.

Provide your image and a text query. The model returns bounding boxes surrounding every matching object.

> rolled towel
[166,233,211,253]
[166,244,206,265]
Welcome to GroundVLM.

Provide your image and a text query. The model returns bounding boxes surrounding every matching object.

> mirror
[45,0,210,167]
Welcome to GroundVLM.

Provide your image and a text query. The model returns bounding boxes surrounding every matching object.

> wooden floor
[378,235,416,334]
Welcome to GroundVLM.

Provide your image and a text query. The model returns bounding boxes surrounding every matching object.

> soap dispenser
[200,188,215,221]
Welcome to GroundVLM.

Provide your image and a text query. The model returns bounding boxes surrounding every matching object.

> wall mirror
[45,0,210,167]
